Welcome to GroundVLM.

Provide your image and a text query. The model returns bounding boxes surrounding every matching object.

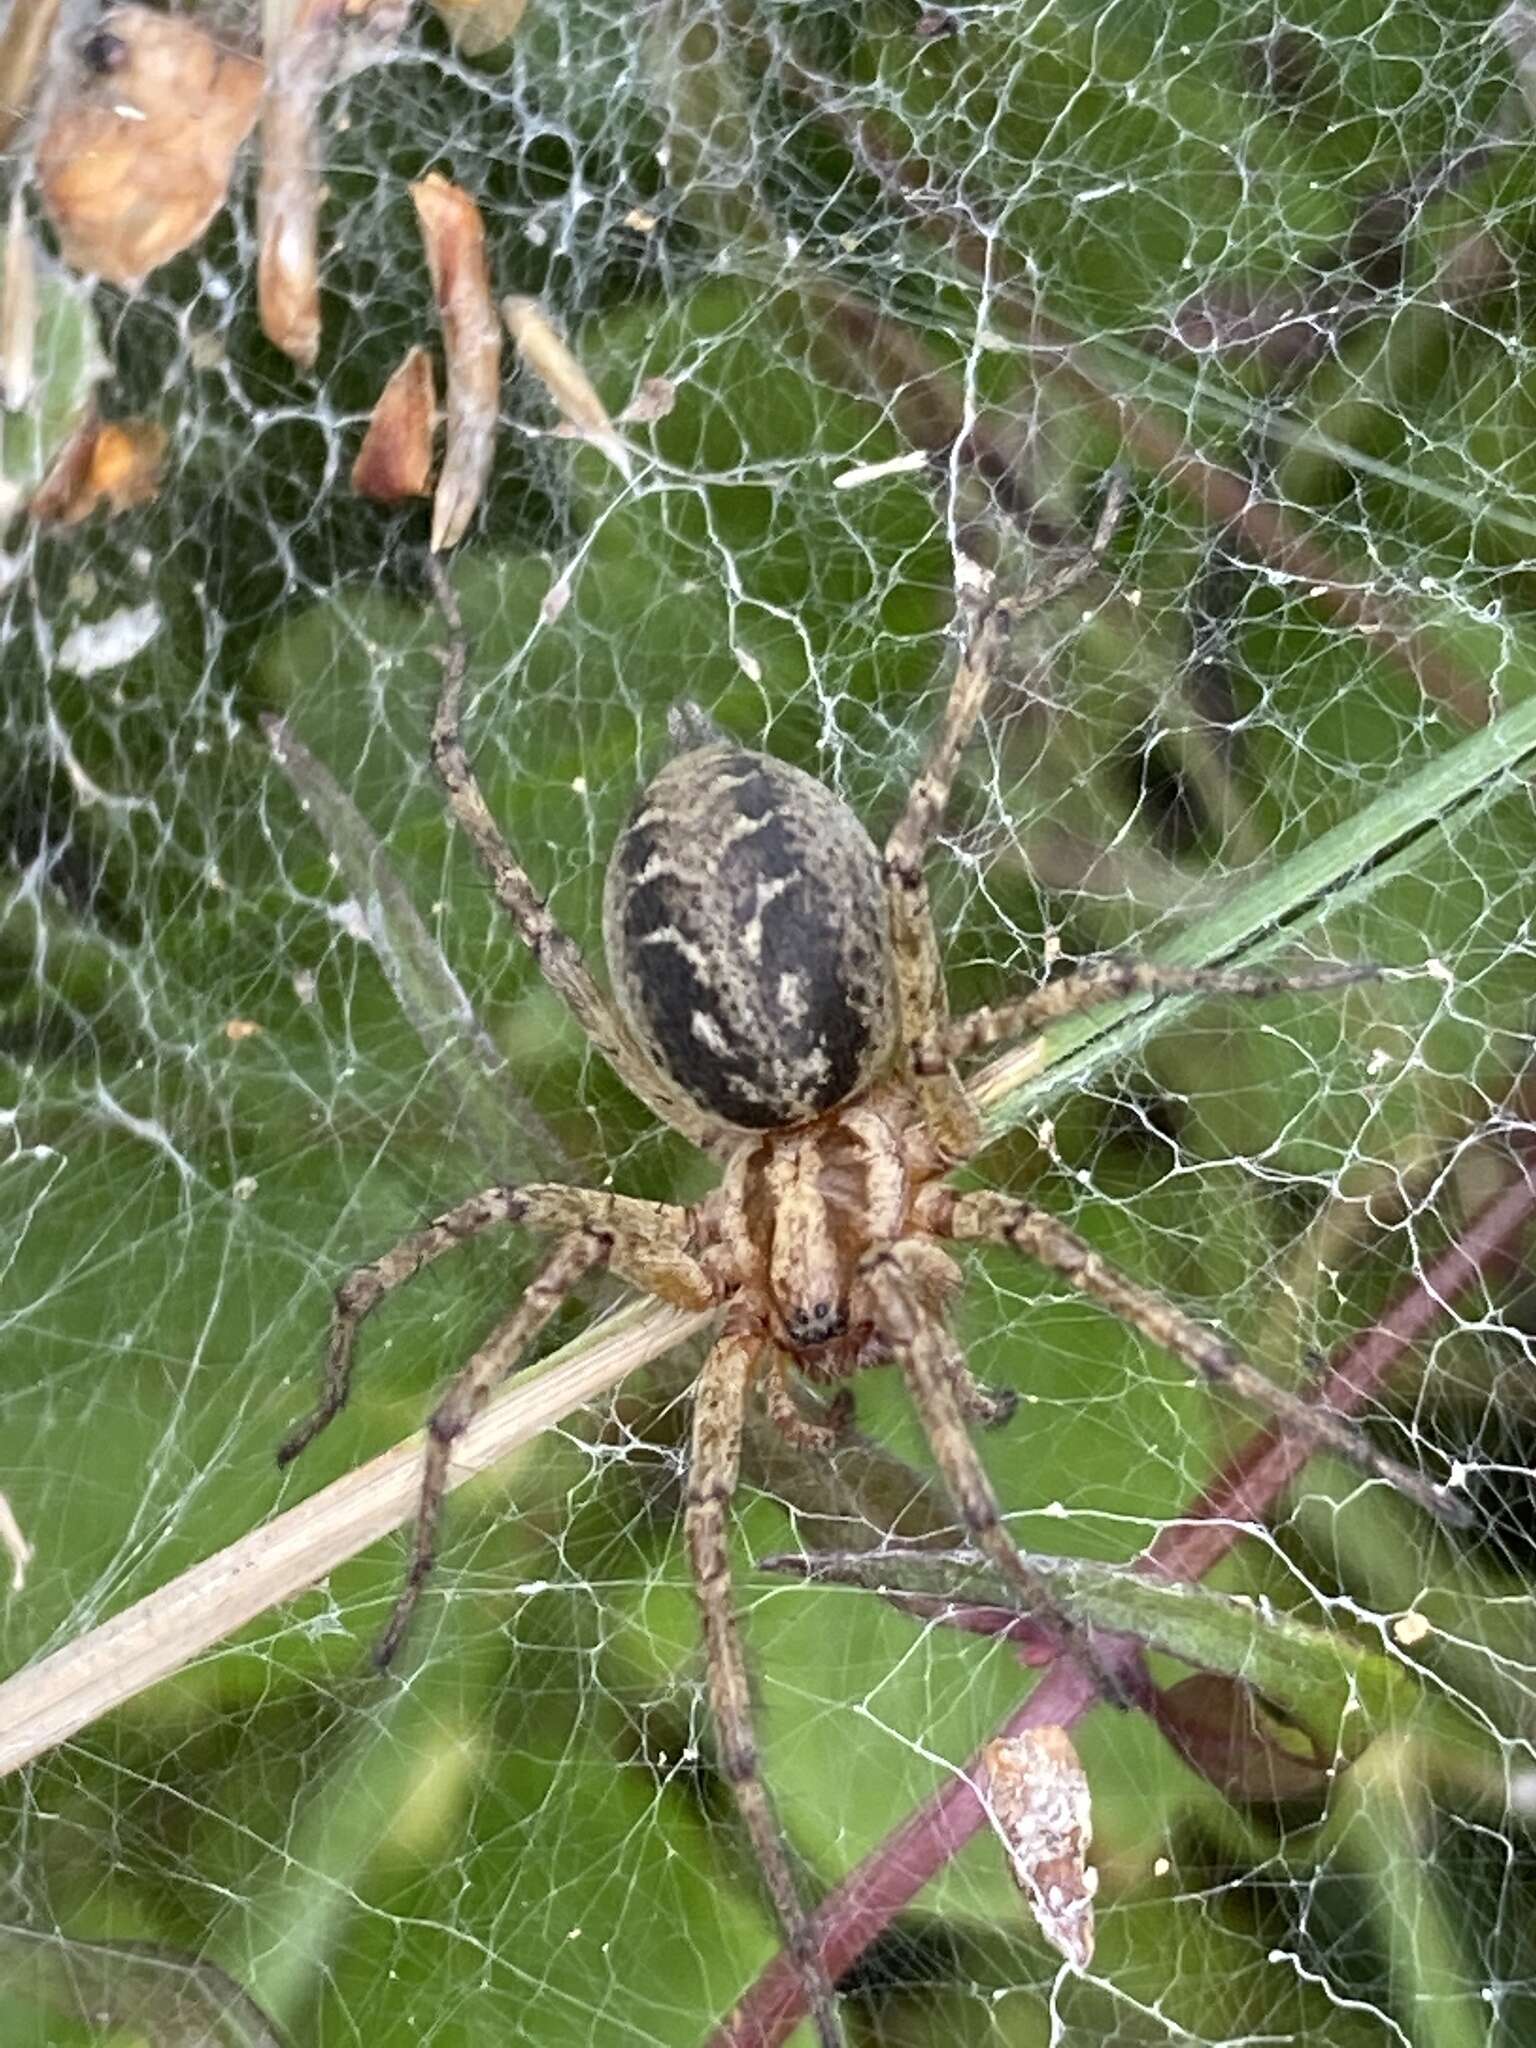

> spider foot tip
[982,1384,1020,1428]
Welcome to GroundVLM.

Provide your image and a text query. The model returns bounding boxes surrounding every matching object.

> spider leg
[923,1186,1472,1527]
[947,1357,1018,1428]
[921,957,1381,1073]
[688,1315,847,2048]
[884,479,1128,1161]
[860,1245,1125,1698]
[422,558,722,1149]
[375,1229,608,1668]
[279,1185,706,1466]
[761,1354,855,1455]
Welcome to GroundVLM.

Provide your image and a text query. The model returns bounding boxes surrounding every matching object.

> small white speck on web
[618,376,675,425]
[1152,1855,1170,1878]
[232,1175,258,1201]
[0,1492,33,1592]
[734,647,762,683]
[292,970,317,1004]
[571,775,588,797]
[57,601,163,677]
[1392,1610,1431,1647]
[541,575,572,624]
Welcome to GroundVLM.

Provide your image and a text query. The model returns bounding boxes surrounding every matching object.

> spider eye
[81,29,130,74]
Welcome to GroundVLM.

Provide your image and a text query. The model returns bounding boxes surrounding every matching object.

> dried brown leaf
[258,0,346,368]
[352,344,437,501]
[413,175,500,550]
[30,414,167,527]
[37,7,263,288]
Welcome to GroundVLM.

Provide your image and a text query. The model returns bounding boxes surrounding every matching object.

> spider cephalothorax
[282,506,1465,2048]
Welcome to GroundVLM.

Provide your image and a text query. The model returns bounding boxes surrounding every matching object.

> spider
[280,493,1462,2048]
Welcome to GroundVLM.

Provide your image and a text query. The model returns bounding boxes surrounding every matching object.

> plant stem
[710,1143,1536,2048]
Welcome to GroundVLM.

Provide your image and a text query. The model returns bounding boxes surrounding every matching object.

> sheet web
[2,1,1535,2043]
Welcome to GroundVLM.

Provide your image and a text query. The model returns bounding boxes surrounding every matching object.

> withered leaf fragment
[980,1728,1096,1971]
[259,0,345,368]
[412,176,500,551]
[353,345,437,502]
[37,7,263,287]
[433,0,531,58]
[502,293,631,481]
[30,413,166,526]
[1152,1672,1332,1812]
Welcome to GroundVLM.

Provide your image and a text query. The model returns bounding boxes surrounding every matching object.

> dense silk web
[2,5,1535,2045]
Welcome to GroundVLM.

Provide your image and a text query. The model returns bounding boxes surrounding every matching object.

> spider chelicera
[281,492,1462,2047]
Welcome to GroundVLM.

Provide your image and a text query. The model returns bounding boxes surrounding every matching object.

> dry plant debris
[412,174,501,550]
[980,1727,1097,1971]
[353,344,438,502]
[37,6,263,287]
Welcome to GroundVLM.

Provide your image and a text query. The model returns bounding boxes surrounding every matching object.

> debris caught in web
[37,5,262,287]
[30,414,166,527]
[354,344,438,503]
[413,175,501,550]
[502,293,632,482]
[980,1727,1097,1972]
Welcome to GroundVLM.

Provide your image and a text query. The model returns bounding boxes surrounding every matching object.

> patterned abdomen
[603,744,896,1130]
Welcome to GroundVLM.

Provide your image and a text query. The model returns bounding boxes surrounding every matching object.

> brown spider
[280,493,1462,2047]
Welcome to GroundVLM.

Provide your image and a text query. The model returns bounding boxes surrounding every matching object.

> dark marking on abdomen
[602,745,896,1129]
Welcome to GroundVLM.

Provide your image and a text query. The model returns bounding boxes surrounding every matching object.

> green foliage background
[3,3,1535,2043]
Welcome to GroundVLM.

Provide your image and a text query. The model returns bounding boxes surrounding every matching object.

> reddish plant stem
[711,1146,1535,2048]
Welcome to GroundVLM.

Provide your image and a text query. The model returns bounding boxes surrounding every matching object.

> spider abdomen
[602,743,896,1130]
